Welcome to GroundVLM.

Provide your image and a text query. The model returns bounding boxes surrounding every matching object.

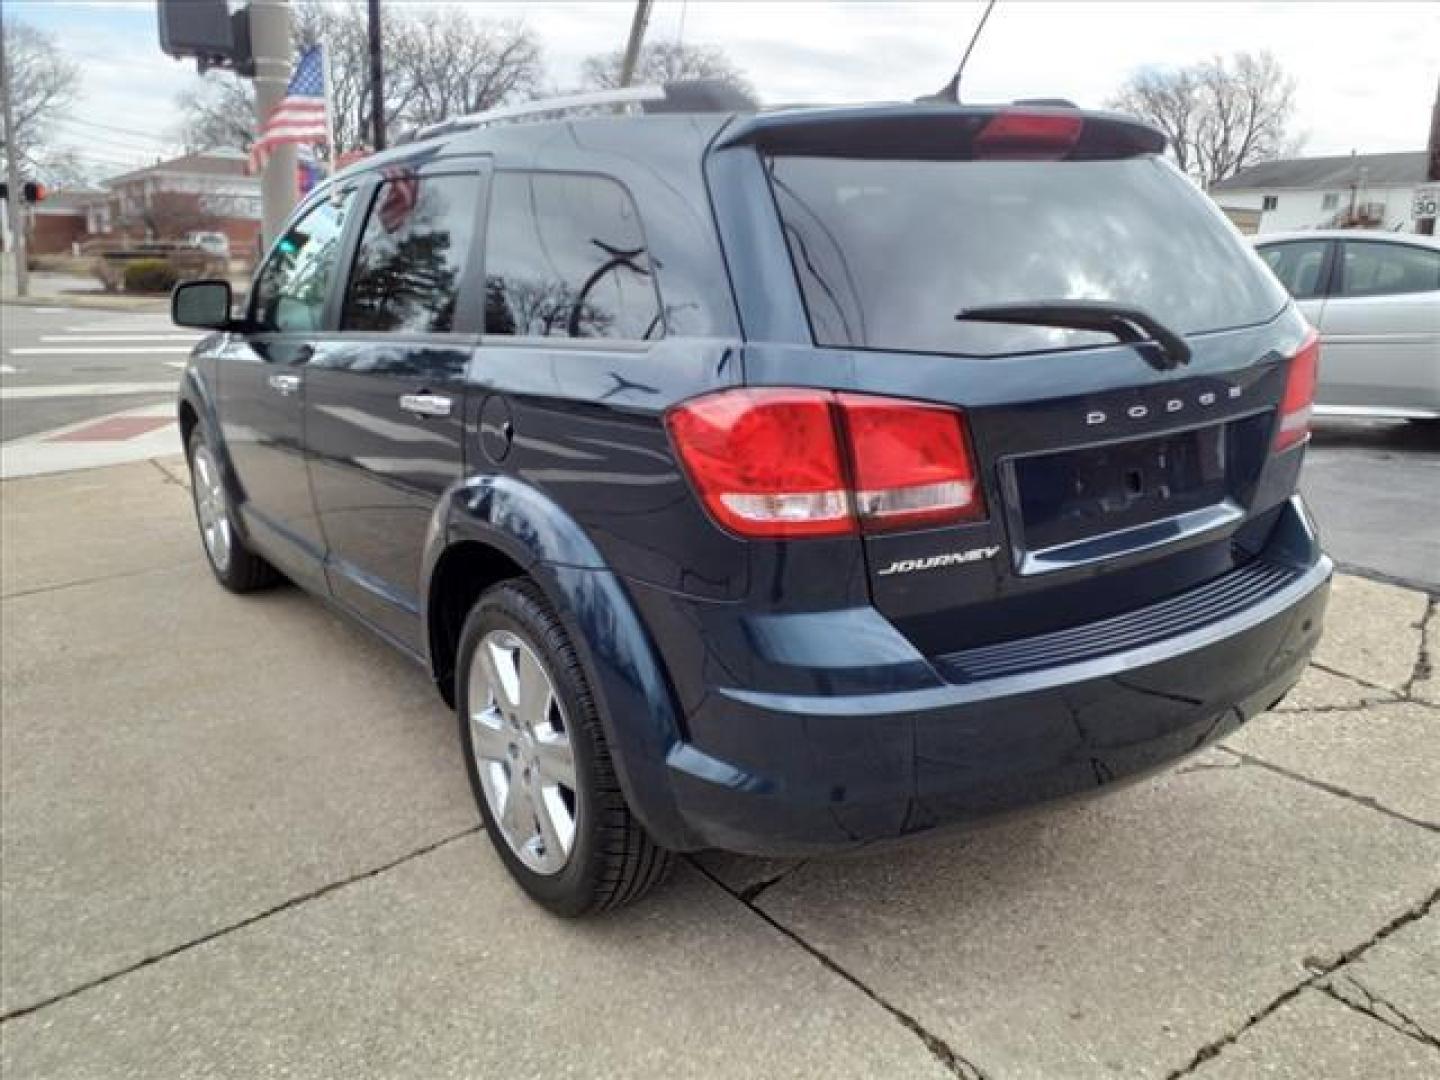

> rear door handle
[399,393,453,418]
[268,373,301,395]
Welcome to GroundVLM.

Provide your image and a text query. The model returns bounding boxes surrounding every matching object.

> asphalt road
[2,302,1436,590]
[1,304,186,440]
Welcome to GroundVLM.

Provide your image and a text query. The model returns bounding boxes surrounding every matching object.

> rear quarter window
[768,155,1288,356]
[483,171,663,341]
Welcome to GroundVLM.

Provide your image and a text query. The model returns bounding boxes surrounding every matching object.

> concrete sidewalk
[1,461,1436,1079]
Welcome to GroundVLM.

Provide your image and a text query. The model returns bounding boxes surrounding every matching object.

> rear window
[768,156,1287,356]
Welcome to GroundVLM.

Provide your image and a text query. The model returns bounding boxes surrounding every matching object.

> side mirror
[172,279,234,330]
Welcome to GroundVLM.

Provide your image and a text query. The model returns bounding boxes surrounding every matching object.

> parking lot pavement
[2,462,1437,1079]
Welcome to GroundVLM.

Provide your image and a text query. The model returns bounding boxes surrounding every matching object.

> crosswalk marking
[65,323,180,333]
[1,382,179,400]
[0,364,16,375]
[39,335,202,344]
[5,346,196,356]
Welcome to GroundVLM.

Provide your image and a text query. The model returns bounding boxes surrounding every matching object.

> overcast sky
[9,0,1438,180]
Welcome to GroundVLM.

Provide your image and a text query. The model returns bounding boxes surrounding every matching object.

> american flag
[249,46,329,174]
[378,166,419,232]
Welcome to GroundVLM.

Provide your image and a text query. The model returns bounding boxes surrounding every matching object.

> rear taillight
[839,395,983,531]
[1274,330,1320,452]
[666,389,984,539]
[973,110,1083,160]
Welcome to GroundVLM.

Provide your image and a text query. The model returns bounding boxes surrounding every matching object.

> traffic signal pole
[249,0,296,247]
[1,15,30,298]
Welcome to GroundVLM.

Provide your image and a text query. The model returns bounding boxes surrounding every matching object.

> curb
[2,294,170,313]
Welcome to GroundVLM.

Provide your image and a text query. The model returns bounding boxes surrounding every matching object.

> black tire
[457,578,672,915]
[186,426,281,593]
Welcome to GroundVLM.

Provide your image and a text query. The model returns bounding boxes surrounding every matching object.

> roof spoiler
[715,105,1165,161]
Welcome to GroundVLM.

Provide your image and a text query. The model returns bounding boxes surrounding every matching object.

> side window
[483,171,663,340]
[1261,195,1278,211]
[1339,242,1440,298]
[251,191,354,332]
[341,171,482,333]
[1257,241,1331,300]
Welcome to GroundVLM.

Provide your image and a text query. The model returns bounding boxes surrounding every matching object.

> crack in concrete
[689,857,989,1079]
[1308,661,1406,699]
[1164,887,1439,1078]
[0,558,201,602]
[738,862,807,904]
[1404,594,1435,700]
[148,455,190,490]
[1218,747,1439,834]
[1322,974,1440,1051]
[0,826,480,1026]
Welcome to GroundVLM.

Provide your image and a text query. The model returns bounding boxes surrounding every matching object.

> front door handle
[268,373,302,395]
[399,392,453,418]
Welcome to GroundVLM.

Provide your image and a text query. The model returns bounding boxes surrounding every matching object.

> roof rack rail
[414,85,667,141]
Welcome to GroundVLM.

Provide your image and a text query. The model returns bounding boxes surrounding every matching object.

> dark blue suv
[172,85,1331,914]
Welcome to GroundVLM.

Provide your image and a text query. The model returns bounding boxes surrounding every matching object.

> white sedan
[1252,230,1439,421]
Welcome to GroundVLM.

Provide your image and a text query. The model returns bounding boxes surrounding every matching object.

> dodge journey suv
[172,83,1331,915]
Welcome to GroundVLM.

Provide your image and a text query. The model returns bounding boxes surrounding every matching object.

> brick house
[97,149,262,253]
[9,149,265,257]
[24,188,106,255]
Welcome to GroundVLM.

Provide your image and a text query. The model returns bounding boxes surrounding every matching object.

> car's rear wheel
[186,427,280,592]
[457,579,672,915]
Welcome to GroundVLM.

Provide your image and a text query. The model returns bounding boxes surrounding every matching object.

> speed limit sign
[1413,184,1440,219]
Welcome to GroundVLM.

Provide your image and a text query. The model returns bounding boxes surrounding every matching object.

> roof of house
[106,149,251,186]
[33,187,107,213]
[1210,151,1428,192]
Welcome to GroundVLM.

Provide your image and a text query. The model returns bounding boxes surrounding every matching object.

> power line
[54,116,175,144]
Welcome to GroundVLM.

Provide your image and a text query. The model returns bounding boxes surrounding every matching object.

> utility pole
[368,0,385,151]
[617,0,653,89]
[250,0,296,247]
[0,13,30,298]
[1420,75,1439,235]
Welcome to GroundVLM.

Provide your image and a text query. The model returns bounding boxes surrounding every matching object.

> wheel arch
[421,475,697,850]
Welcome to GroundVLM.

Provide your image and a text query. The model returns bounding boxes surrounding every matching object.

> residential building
[24,188,105,255]
[98,148,261,252]
[1210,151,1429,234]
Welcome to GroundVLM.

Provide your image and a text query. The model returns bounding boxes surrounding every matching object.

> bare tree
[580,40,754,98]
[176,73,256,153]
[1,20,80,179]
[292,1,542,148]
[390,11,541,128]
[176,3,541,154]
[1108,51,1300,189]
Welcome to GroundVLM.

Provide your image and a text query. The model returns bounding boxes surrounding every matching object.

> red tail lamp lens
[974,111,1083,160]
[838,395,984,531]
[666,390,984,539]
[1275,330,1319,451]
[664,389,851,538]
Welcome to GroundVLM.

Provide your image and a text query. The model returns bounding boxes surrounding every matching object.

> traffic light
[0,182,48,203]
[157,0,254,77]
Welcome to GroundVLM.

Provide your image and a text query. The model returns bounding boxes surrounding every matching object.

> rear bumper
[647,499,1331,856]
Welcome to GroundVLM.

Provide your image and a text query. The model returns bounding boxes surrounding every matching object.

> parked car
[172,85,1331,915]
[1253,231,1440,422]
[185,230,231,259]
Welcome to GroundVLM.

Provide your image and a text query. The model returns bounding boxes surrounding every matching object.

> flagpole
[321,42,338,177]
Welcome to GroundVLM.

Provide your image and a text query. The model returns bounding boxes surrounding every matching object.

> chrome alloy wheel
[467,630,578,875]
[191,443,233,573]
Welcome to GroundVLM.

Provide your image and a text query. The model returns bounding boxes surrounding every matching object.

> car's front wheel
[457,579,672,915]
[186,427,280,592]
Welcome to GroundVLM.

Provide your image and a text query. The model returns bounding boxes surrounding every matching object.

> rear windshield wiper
[955,301,1192,371]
